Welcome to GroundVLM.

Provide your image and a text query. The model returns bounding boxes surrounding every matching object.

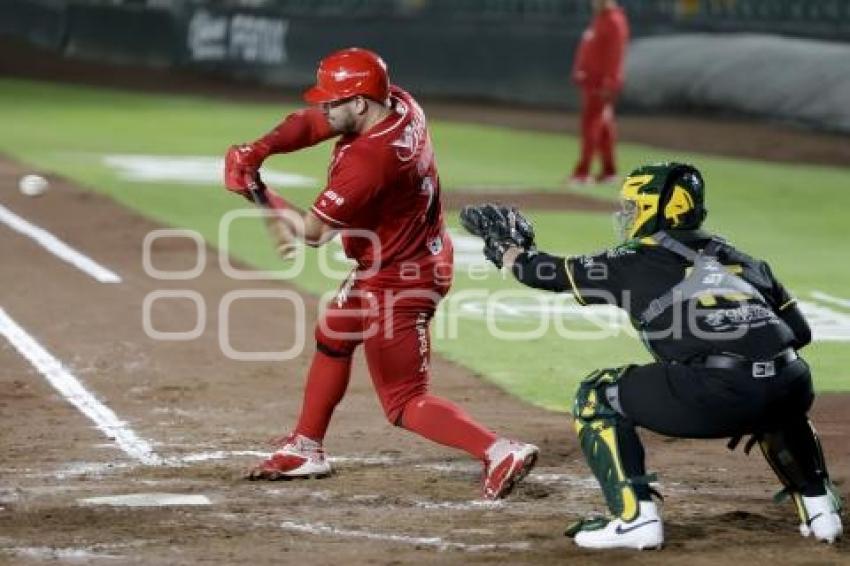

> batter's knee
[314,325,357,358]
[383,384,429,426]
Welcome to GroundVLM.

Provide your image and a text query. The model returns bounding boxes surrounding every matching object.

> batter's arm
[225,108,340,206]
[261,186,337,249]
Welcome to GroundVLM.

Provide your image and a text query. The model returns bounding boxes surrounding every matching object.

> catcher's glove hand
[459,204,535,268]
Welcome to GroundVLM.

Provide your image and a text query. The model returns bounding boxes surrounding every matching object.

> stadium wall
[1,0,849,133]
[625,33,850,134]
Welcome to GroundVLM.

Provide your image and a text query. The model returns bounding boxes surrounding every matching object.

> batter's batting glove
[459,204,536,269]
[224,143,268,200]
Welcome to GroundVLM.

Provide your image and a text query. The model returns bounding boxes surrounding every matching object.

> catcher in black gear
[460,162,843,550]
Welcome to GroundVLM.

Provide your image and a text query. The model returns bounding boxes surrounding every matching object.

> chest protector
[637,231,768,328]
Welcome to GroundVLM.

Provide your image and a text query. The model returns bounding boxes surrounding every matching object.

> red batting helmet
[303,48,390,105]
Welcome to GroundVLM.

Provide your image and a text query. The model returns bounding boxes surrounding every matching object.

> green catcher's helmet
[615,162,707,240]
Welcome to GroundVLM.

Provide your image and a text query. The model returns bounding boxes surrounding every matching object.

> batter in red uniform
[224,48,538,499]
[569,0,630,186]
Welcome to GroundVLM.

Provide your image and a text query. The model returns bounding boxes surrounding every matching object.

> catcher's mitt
[459,204,535,268]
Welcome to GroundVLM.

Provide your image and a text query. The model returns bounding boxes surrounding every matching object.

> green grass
[2,78,848,410]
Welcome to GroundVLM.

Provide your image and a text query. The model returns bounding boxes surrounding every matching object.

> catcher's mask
[614,162,707,240]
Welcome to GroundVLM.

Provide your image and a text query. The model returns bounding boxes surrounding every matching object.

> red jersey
[572,6,630,92]
[310,86,453,290]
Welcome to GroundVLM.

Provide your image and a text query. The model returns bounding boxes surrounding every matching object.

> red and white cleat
[247,434,332,481]
[482,438,539,500]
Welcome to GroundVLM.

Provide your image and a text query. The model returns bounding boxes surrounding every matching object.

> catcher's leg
[567,366,663,550]
[760,416,843,543]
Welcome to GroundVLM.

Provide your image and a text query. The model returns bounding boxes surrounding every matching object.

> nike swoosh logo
[615,519,659,535]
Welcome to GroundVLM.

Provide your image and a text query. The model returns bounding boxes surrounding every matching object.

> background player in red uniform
[223,48,538,499]
[569,0,630,187]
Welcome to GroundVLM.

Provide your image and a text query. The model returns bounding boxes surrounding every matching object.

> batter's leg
[248,284,366,481]
[294,348,353,441]
[366,302,537,499]
[400,394,496,459]
[365,307,496,457]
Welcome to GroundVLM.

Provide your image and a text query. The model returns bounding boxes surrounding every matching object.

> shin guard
[573,367,652,522]
[759,419,843,525]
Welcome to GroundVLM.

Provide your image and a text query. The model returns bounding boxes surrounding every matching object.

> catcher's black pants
[613,357,824,497]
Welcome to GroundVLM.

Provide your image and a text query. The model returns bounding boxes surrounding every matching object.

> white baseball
[19,174,49,197]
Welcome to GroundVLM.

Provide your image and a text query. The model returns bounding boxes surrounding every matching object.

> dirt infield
[1,158,848,564]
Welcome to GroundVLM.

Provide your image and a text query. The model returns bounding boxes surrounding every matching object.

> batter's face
[321,96,360,134]
[591,0,608,13]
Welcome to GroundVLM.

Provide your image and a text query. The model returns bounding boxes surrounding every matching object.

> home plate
[79,493,212,507]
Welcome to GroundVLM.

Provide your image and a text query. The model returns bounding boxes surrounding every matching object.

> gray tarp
[624,33,850,134]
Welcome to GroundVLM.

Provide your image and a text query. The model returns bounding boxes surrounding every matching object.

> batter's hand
[224,143,264,199]
[459,204,535,268]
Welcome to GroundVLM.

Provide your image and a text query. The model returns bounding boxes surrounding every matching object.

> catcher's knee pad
[573,366,645,522]
[759,419,842,522]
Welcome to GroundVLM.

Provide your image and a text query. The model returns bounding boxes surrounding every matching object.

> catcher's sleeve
[779,301,812,350]
[760,261,812,350]
[511,250,570,293]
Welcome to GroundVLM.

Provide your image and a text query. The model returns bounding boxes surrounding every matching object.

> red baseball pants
[573,89,618,178]
[294,280,496,460]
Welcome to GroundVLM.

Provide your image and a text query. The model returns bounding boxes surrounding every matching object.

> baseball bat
[249,176,297,260]
[248,177,270,207]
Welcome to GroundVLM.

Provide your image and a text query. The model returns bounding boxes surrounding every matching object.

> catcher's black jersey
[565,230,797,362]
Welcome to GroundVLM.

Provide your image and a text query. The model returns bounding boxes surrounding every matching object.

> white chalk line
[413,499,504,511]
[40,450,595,490]
[79,493,212,507]
[51,461,139,480]
[4,546,124,561]
[27,449,603,498]
[177,450,269,463]
[35,452,408,480]
[274,489,506,512]
[0,308,160,465]
[36,452,756,500]
[1,541,148,561]
[811,290,850,310]
[178,450,402,466]
[279,520,531,552]
[0,204,121,283]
